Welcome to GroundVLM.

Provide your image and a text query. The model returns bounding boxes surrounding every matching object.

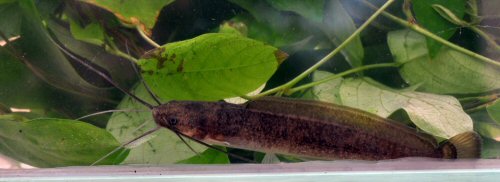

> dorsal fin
[246,96,400,127]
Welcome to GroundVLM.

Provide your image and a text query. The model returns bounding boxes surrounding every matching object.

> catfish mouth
[151,106,164,127]
[176,128,197,138]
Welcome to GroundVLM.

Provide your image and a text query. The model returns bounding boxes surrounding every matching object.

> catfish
[153,96,482,160]
[50,32,481,162]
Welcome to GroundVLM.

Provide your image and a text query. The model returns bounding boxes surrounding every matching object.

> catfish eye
[168,117,178,126]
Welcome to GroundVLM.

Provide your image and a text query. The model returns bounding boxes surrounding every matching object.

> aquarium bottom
[0,159,499,182]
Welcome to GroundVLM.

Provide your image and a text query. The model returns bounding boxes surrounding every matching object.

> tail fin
[439,131,482,159]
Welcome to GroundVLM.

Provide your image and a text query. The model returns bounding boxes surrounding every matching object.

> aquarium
[0,0,499,181]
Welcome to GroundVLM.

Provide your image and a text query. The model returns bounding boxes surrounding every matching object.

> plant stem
[461,93,499,112]
[286,63,400,95]
[468,0,480,24]
[106,45,140,63]
[466,103,490,114]
[469,26,500,52]
[137,26,160,48]
[117,48,140,63]
[104,36,140,63]
[459,96,487,103]
[249,0,396,99]
[362,0,500,67]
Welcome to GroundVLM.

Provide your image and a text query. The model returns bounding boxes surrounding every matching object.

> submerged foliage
[0,0,499,167]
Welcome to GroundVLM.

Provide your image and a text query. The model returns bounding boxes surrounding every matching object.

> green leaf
[69,19,105,45]
[106,85,208,164]
[0,48,49,110]
[412,0,467,57]
[139,33,284,101]
[177,148,230,164]
[0,0,17,4]
[321,0,364,67]
[218,22,247,36]
[469,109,499,140]
[309,71,343,104]
[388,29,500,94]
[223,10,312,50]
[1,25,111,120]
[431,4,469,26]
[0,1,22,40]
[1,16,138,124]
[226,0,318,50]
[266,0,325,23]
[337,77,472,139]
[261,153,280,164]
[10,1,113,99]
[237,14,312,49]
[226,0,278,23]
[80,0,175,34]
[475,121,500,141]
[481,138,500,159]
[46,19,137,91]
[487,99,500,124]
[0,115,127,167]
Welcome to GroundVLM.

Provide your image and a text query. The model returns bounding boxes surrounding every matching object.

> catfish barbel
[153,96,482,160]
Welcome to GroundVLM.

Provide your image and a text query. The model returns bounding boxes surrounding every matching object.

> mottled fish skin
[153,99,442,160]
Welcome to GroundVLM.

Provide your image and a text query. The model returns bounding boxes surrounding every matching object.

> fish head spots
[153,102,188,127]
[152,101,213,138]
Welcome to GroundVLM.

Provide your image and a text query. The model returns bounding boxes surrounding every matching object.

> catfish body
[152,97,481,160]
